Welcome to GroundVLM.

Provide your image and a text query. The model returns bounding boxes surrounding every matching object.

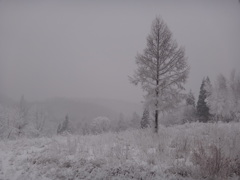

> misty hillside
[37,97,142,124]
[0,95,15,107]
[80,98,142,117]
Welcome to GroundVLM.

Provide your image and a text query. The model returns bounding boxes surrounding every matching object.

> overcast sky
[0,0,240,103]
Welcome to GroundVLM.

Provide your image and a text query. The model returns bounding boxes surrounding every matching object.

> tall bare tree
[130,17,189,133]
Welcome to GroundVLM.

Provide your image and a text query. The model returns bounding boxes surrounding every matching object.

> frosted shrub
[191,142,231,179]
[90,116,111,134]
[169,122,240,179]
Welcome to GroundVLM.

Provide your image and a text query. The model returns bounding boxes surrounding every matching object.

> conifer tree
[141,108,150,129]
[197,78,211,122]
[57,114,70,134]
[186,90,195,107]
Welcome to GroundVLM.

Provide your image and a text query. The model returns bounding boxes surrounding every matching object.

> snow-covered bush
[160,105,197,126]
[28,104,48,136]
[170,122,240,179]
[90,116,111,134]
[0,105,30,139]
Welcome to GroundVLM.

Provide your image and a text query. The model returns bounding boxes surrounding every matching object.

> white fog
[0,1,240,179]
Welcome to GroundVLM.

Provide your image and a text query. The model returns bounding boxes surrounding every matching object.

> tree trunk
[155,28,160,133]
[155,109,158,133]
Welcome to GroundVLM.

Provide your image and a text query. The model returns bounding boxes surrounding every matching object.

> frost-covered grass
[0,122,240,180]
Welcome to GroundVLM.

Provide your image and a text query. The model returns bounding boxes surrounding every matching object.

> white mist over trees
[0,1,240,179]
[130,17,189,133]
[0,15,239,138]
[206,71,240,122]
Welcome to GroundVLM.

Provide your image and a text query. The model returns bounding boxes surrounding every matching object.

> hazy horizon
[1,0,240,103]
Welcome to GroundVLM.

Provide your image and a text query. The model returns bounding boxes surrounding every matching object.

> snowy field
[0,122,240,180]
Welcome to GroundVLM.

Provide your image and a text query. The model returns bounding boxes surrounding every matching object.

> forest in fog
[0,1,240,180]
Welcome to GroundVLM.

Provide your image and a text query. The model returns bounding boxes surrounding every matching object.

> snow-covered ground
[0,122,240,180]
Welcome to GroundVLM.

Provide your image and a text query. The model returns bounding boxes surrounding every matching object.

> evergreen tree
[141,108,150,129]
[57,114,71,134]
[186,90,195,107]
[57,123,62,134]
[130,112,141,129]
[205,77,212,96]
[197,78,211,122]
